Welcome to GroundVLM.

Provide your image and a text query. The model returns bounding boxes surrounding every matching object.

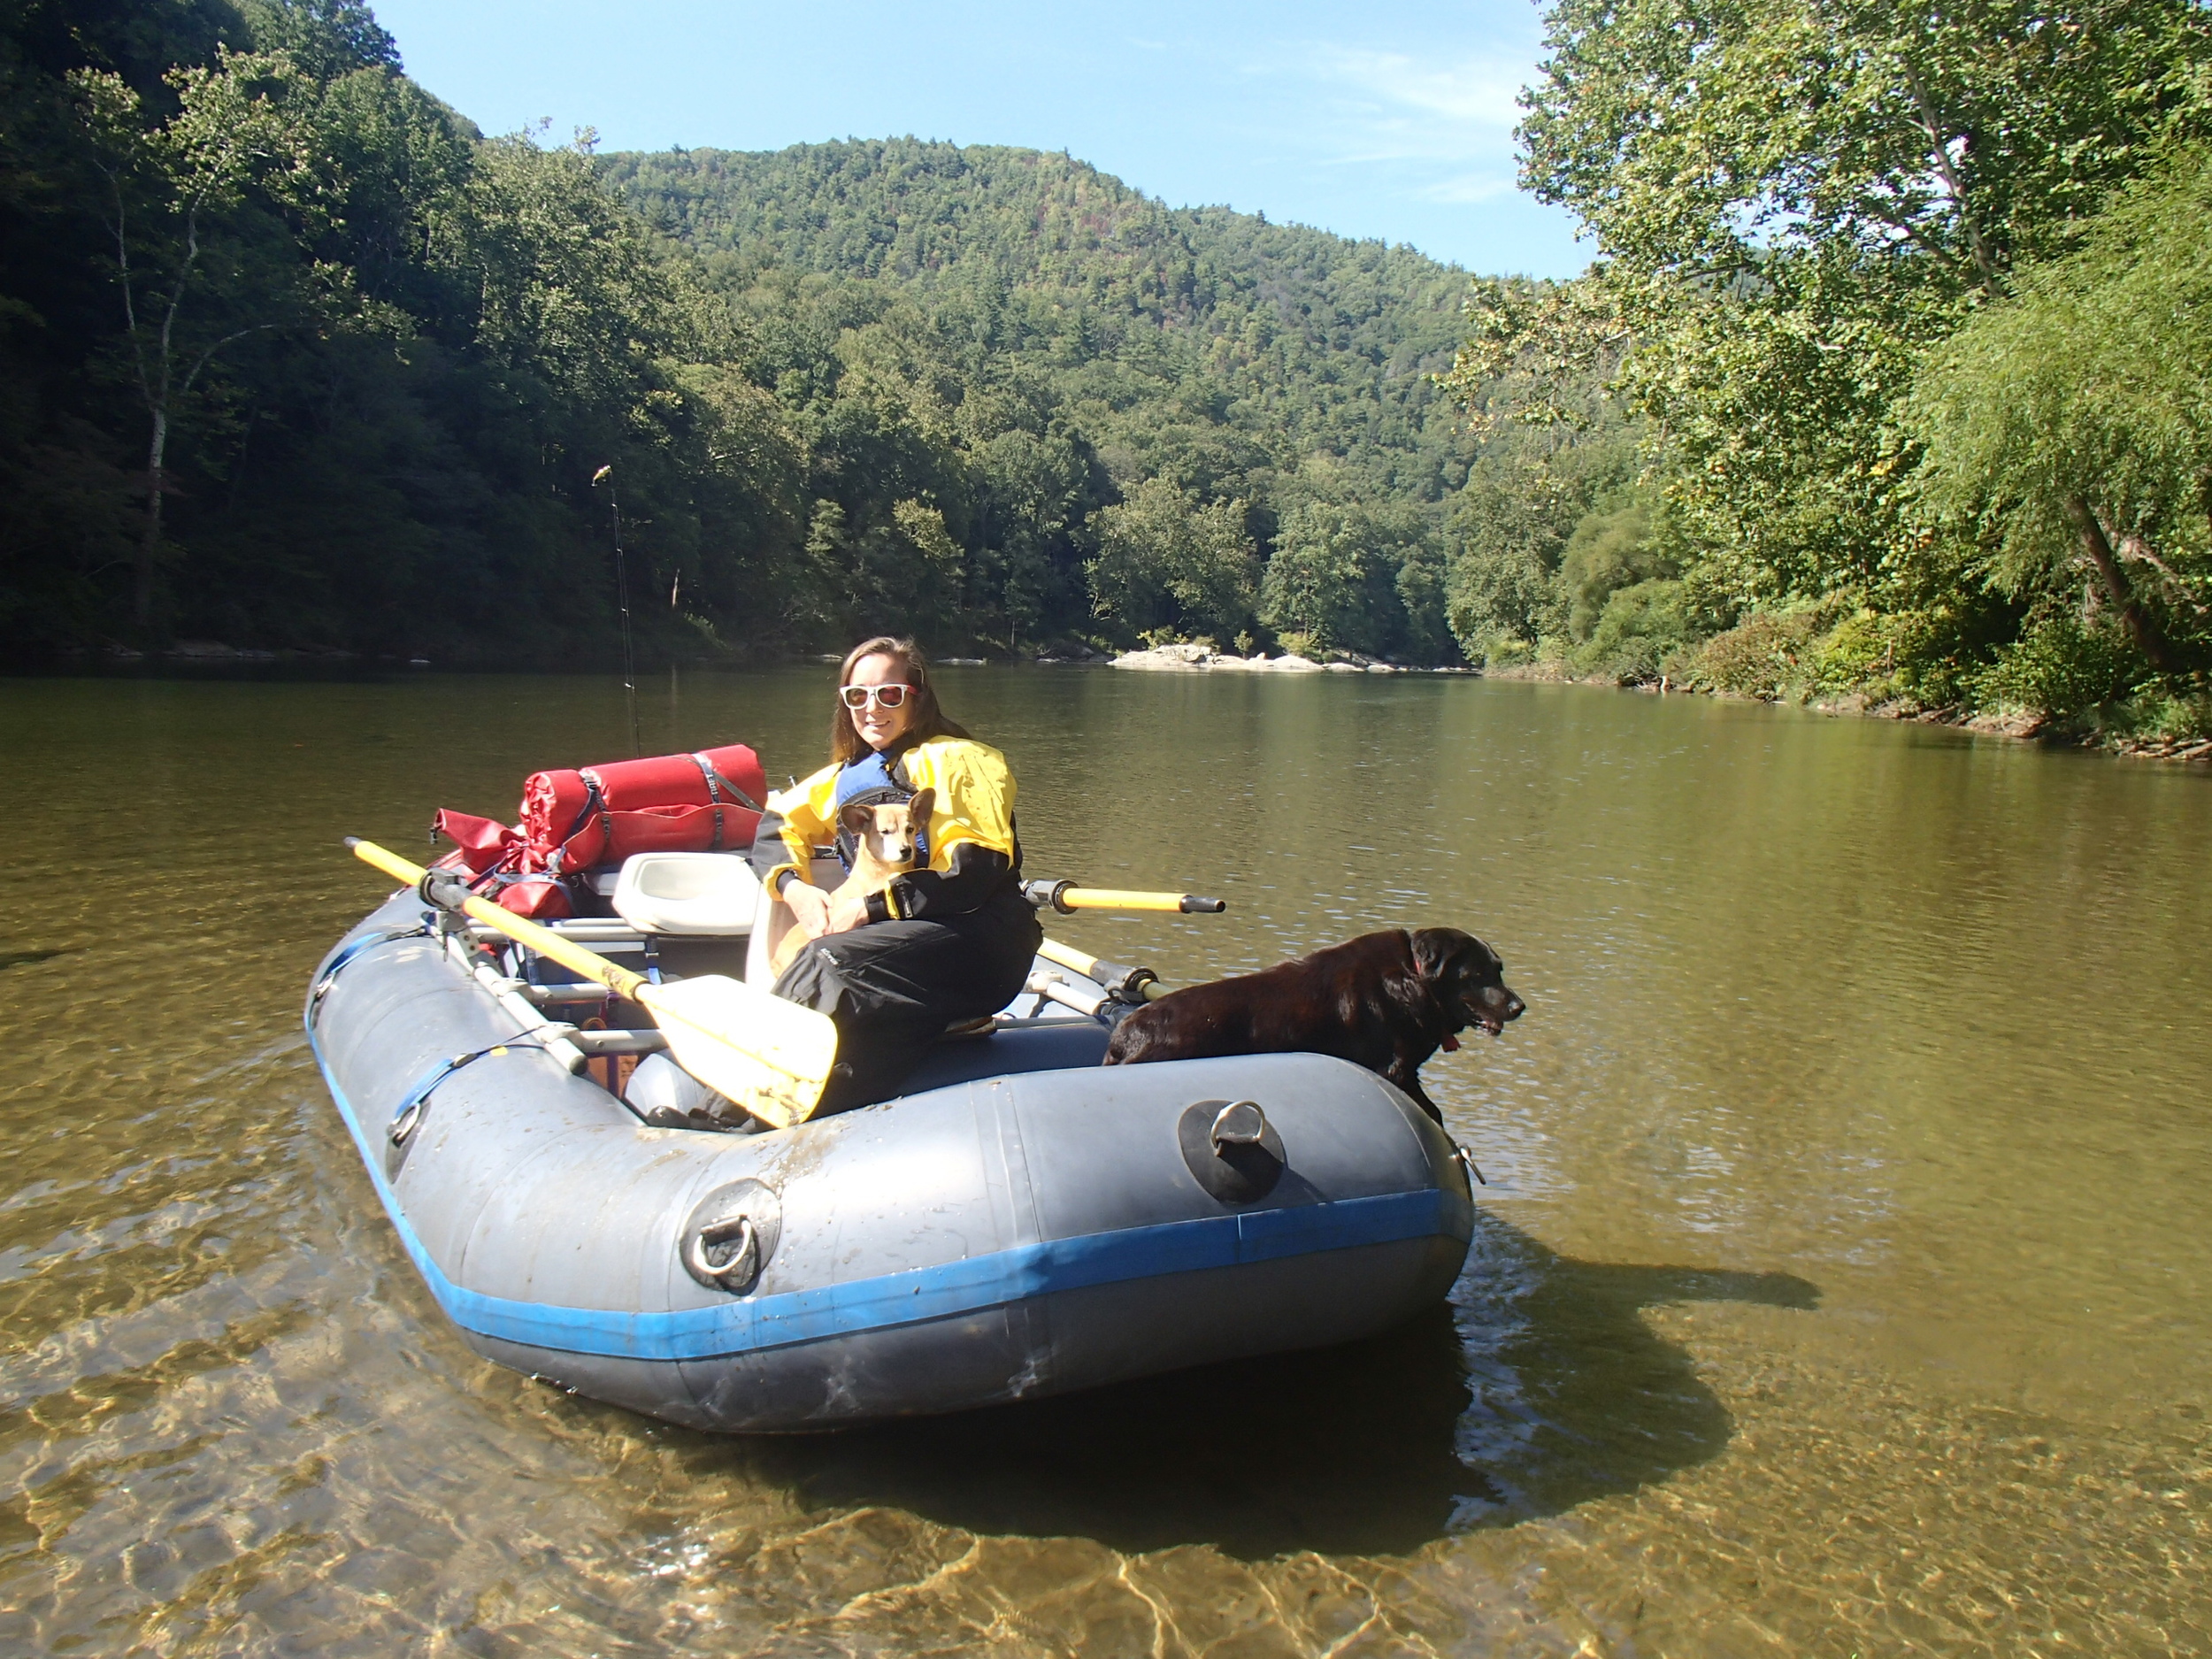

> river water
[2,665,2207,1656]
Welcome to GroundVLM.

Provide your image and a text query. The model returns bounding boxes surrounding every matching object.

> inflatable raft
[306,856,1477,1432]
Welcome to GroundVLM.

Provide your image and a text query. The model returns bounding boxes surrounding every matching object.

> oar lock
[417,866,476,913]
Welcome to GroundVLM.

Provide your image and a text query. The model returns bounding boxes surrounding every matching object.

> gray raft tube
[306,889,1476,1432]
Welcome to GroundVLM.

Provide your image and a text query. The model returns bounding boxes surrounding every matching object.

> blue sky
[367,0,1592,277]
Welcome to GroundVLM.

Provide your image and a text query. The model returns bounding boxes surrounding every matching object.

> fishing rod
[592,464,642,757]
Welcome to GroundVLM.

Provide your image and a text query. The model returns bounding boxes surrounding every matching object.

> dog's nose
[1490,988,1525,1021]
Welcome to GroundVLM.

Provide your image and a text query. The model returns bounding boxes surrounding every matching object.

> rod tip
[1180,896,1226,913]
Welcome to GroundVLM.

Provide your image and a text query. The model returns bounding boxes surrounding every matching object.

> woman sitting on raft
[752,636,1041,1112]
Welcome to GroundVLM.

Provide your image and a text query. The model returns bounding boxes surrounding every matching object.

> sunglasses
[840,682,915,710]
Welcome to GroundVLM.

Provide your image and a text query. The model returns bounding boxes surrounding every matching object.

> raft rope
[388,1041,552,1148]
[308,921,432,1022]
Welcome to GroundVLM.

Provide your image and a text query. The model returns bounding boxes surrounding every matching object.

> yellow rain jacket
[754,735,1021,922]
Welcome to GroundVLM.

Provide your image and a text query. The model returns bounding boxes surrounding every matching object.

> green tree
[1522,0,2207,293]
[1439,412,1646,664]
[1516,0,2212,609]
[1260,497,1432,657]
[1908,144,2212,684]
[72,48,319,626]
[234,0,397,81]
[1087,475,1258,641]
[1561,488,1669,641]
[5,15,1494,664]
[455,127,689,412]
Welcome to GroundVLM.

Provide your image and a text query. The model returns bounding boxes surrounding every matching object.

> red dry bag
[431,744,767,916]
[520,744,766,873]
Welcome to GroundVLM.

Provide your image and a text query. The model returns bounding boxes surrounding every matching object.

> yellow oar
[1021,879,1225,914]
[1036,936,1176,1003]
[346,839,836,1128]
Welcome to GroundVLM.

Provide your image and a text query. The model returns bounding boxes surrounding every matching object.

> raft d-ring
[686,1214,758,1289]
[1209,1100,1268,1153]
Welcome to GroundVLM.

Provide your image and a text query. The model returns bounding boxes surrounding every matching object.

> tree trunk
[2064,494,2176,674]
[135,403,167,628]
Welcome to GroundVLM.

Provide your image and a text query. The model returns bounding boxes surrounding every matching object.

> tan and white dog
[765,787,933,978]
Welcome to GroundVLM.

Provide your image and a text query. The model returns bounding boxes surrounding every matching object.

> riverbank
[1481,659,2212,764]
[1113,641,2209,764]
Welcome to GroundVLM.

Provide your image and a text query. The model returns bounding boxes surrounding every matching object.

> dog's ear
[840,802,875,835]
[1409,927,1473,983]
[905,787,934,830]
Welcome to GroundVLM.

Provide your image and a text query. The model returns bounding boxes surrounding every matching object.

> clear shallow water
[1,666,2207,1656]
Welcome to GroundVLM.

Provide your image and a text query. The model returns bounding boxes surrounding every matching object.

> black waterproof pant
[772,887,1041,1113]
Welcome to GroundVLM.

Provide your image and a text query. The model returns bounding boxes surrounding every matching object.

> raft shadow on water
[0,948,72,972]
[715,1210,1821,1559]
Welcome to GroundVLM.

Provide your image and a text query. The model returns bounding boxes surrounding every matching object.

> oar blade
[639,975,837,1129]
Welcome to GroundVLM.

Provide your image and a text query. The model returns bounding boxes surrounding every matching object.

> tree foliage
[1908,144,2212,685]
[1449,0,2212,717]
[0,41,1489,665]
[70,46,324,623]
[1514,0,2212,616]
[1087,477,1258,642]
[1523,0,2207,291]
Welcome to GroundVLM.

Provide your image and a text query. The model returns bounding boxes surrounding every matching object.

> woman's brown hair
[828,635,972,764]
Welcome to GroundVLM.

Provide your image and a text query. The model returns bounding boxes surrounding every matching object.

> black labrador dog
[1101,927,1525,1122]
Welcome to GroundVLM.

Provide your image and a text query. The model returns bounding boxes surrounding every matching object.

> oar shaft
[1023,879,1225,914]
[1036,936,1174,1002]
[348,838,647,1000]
[346,837,836,1128]
[1065,888,1220,912]
[1035,936,1105,979]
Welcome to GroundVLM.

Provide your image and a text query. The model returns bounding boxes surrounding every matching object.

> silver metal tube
[518,982,622,1005]
[569,1028,668,1056]
[1026,972,1108,1018]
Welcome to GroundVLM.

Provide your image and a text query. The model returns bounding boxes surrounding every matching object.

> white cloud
[1303,45,1526,130]
[1417,171,1517,204]
[1228,38,1534,175]
[1134,20,1583,268]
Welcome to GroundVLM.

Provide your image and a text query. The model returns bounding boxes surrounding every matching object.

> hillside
[601,140,1481,511]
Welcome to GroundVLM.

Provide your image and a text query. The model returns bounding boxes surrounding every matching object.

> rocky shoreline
[1106,648,2207,765]
[1109,642,1475,675]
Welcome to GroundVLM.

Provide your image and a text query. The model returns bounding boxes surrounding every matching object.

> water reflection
[656,1213,1818,1560]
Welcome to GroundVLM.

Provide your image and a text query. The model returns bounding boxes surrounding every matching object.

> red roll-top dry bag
[426,814,577,918]
[520,743,766,874]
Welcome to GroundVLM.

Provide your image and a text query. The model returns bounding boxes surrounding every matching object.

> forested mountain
[603,140,1472,504]
[593,140,1482,661]
[0,2,1489,666]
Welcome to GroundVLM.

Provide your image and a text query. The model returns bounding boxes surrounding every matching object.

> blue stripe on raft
[309,1025,1455,1364]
